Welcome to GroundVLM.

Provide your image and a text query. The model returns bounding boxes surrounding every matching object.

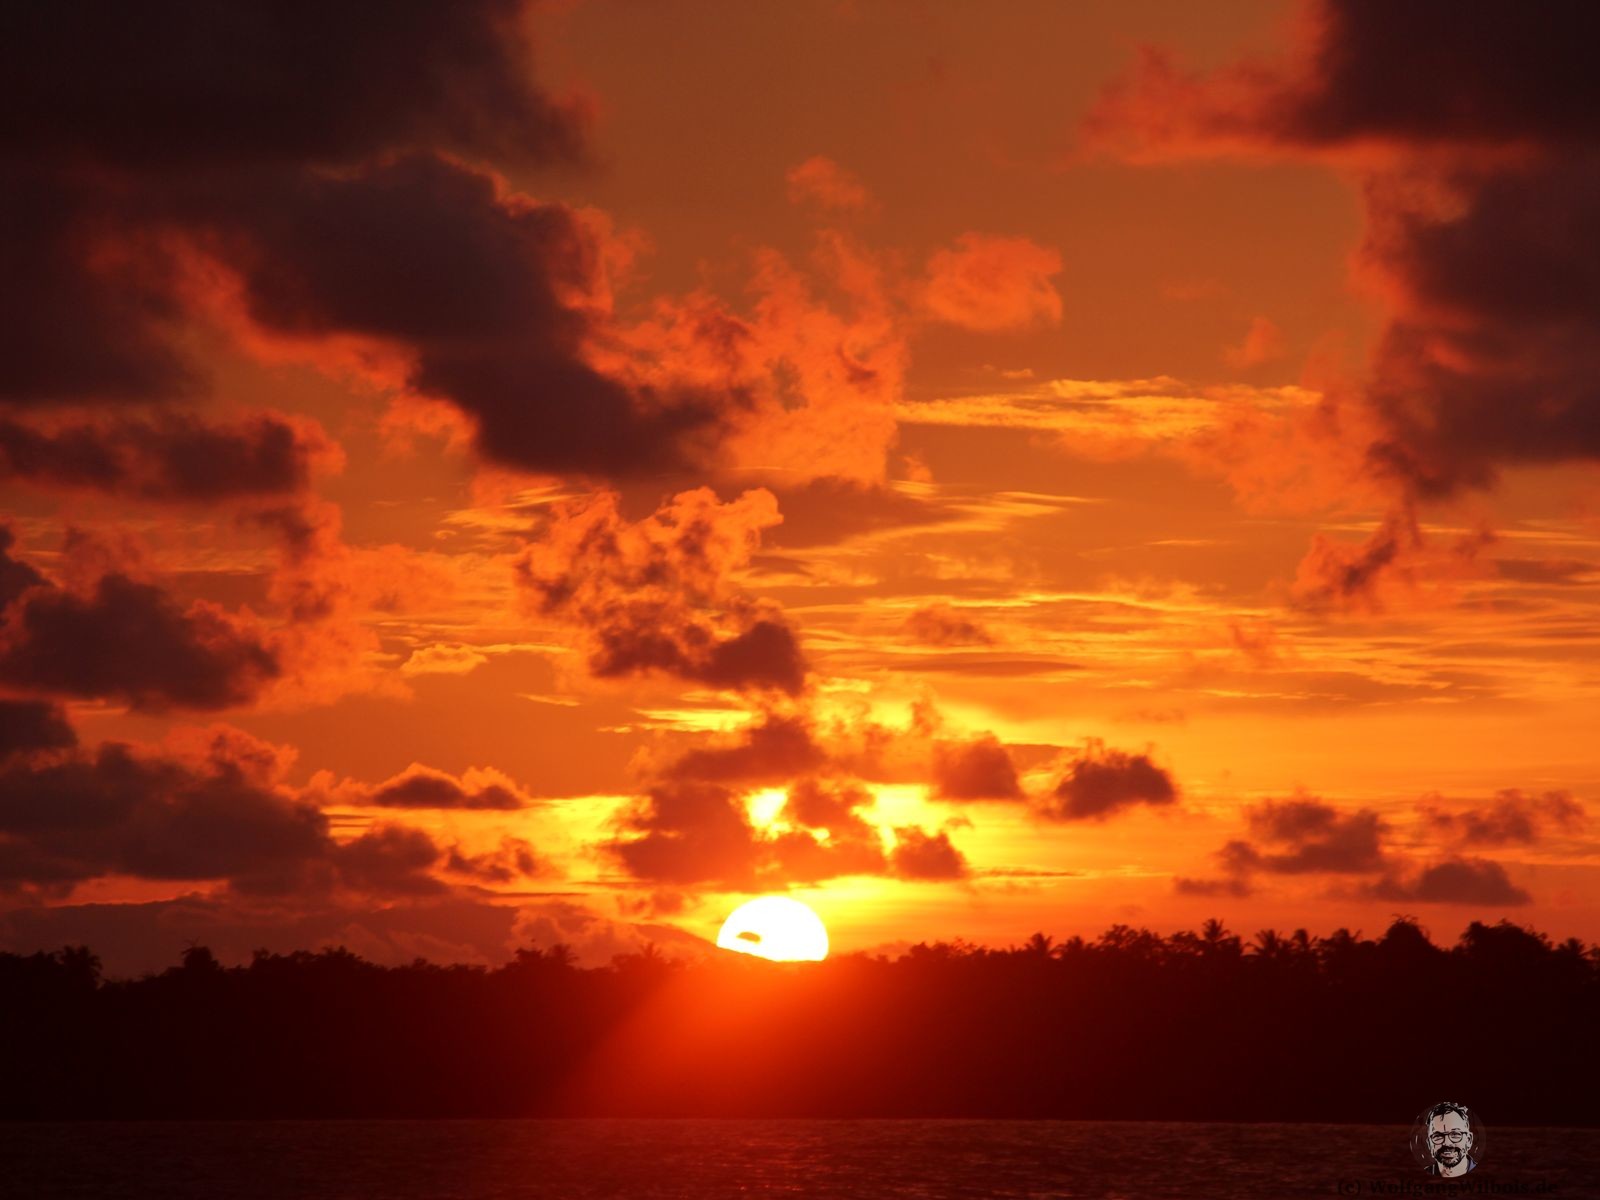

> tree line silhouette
[2,917,1594,1122]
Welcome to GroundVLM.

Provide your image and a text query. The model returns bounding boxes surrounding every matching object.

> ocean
[2,1119,1591,1198]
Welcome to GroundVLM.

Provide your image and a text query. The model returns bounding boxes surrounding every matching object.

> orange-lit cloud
[786,155,875,212]
[919,233,1064,333]
[515,487,805,694]
[1223,316,1287,369]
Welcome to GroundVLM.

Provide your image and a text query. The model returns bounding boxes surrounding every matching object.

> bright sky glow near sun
[2,0,1599,977]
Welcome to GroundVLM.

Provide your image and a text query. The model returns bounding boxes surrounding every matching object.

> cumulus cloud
[890,826,970,881]
[786,156,874,211]
[0,528,279,711]
[1173,875,1253,898]
[610,781,773,889]
[1223,316,1287,369]
[0,698,76,759]
[658,713,826,786]
[1171,792,1387,895]
[0,0,586,410]
[332,825,449,898]
[1419,789,1586,847]
[0,723,532,902]
[931,735,1024,802]
[1088,1,1600,158]
[919,234,1064,333]
[1176,788,1538,905]
[1087,0,1600,502]
[515,487,806,694]
[1226,795,1388,874]
[1041,741,1177,820]
[445,837,542,885]
[0,410,336,501]
[316,763,533,811]
[776,777,890,882]
[0,167,195,407]
[1363,857,1532,906]
[187,153,731,478]
[0,0,586,171]
[613,235,908,484]
[608,770,975,891]
[0,734,327,895]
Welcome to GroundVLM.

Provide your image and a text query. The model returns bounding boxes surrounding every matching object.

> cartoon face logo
[1410,1101,1484,1177]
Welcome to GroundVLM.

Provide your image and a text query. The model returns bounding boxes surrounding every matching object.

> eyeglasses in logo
[1409,1101,1484,1177]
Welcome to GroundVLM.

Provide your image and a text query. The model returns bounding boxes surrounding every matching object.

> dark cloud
[356,764,528,811]
[1177,791,1542,905]
[617,703,1050,890]
[903,603,993,647]
[1356,159,1600,496]
[0,698,75,759]
[196,153,727,477]
[1364,857,1532,906]
[782,777,875,838]
[1041,741,1177,820]
[0,167,194,407]
[0,739,326,894]
[769,827,887,885]
[1291,509,1415,612]
[1277,0,1600,148]
[890,826,970,881]
[775,778,889,881]
[333,825,447,898]
[0,527,45,607]
[0,0,585,412]
[0,411,329,500]
[1173,875,1253,898]
[932,735,1023,801]
[517,488,806,694]
[696,620,807,694]
[1089,1,1600,501]
[660,713,825,786]
[0,531,278,711]
[610,782,768,889]
[1088,1,1600,156]
[445,838,542,885]
[1493,557,1599,585]
[611,775,903,889]
[1171,794,1391,896]
[1420,789,1585,847]
[1231,796,1388,874]
[0,726,499,902]
[0,0,585,170]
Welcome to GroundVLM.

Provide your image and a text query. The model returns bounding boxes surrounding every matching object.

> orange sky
[3,0,1598,974]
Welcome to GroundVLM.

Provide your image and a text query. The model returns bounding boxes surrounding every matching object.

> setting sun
[716,897,830,962]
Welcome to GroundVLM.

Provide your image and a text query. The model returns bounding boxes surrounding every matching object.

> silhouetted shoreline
[4,918,1594,1123]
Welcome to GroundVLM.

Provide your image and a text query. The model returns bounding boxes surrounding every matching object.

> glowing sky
[3,0,1598,974]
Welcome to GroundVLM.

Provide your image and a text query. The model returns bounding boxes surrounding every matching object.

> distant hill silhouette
[2,917,1594,1122]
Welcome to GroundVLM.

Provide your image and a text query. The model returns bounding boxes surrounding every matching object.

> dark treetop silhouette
[2,917,1594,1122]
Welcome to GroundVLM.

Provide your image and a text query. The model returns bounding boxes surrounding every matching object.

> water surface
[3,1119,1591,1199]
